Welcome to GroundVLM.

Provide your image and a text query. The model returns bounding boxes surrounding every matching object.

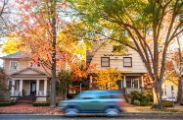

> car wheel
[64,108,79,116]
[105,108,120,117]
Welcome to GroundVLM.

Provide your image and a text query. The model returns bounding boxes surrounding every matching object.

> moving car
[59,90,125,116]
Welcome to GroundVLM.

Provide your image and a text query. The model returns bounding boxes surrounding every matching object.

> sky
[0,0,183,67]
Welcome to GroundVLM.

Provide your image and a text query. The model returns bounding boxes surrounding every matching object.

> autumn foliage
[92,68,122,90]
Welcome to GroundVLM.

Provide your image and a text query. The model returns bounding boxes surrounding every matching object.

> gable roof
[0,52,30,59]
[10,67,50,78]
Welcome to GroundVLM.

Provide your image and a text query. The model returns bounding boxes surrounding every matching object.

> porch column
[141,75,144,93]
[19,80,23,96]
[123,75,126,94]
[44,79,47,96]
[123,75,126,88]
[36,80,40,96]
[11,80,15,96]
[89,75,93,89]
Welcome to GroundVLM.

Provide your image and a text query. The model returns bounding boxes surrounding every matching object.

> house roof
[0,52,30,59]
[10,67,50,78]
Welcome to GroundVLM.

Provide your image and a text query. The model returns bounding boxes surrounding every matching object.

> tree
[57,70,71,100]
[0,0,8,26]
[67,0,183,108]
[169,37,183,104]
[0,0,10,37]
[0,67,8,101]
[92,68,122,90]
[175,37,183,104]
[6,0,59,107]
[3,0,89,107]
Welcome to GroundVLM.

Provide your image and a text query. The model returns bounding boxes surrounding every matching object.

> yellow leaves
[93,68,122,90]
[57,23,87,59]
[2,33,23,54]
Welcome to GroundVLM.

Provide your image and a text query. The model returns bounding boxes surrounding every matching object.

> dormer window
[123,57,132,67]
[101,57,110,67]
[10,61,18,71]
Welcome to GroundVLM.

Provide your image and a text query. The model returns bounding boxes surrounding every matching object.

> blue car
[59,90,125,116]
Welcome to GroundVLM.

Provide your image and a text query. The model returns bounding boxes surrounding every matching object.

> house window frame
[30,62,41,68]
[101,57,110,67]
[10,61,19,71]
[126,78,140,89]
[123,57,132,67]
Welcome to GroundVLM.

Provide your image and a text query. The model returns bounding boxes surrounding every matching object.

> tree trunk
[152,87,158,104]
[177,75,183,104]
[50,0,57,108]
[152,80,163,109]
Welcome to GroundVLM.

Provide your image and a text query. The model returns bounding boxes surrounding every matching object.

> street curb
[0,113,39,115]
[1,112,183,116]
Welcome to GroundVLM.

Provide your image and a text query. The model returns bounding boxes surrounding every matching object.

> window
[171,85,174,91]
[30,62,40,67]
[76,91,97,99]
[10,61,18,71]
[101,57,110,67]
[8,80,12,90]
[126,77,139,88]
[123,57,132,67]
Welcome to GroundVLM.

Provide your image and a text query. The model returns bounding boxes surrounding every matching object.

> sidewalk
[123,103,153,113]
[0,103,62,114]
[0,103,183,114]
[123,103,183,113]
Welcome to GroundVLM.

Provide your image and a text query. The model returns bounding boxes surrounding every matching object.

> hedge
[32,102,50,106]
[162,101,174,107]
[0,101,16,106]
[130,91,153,106]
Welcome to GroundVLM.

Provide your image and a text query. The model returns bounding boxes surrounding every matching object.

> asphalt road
[0,113,183,120]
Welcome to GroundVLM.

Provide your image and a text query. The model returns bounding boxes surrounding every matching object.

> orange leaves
[143,74,153,89]
[70,61,89,81]
[93,68,122,90]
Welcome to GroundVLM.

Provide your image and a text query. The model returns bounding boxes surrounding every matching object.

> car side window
[76,92,96,99]
[98,92,121,99]
[80,96,95,99]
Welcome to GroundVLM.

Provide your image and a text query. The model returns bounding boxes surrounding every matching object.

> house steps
[17,96,35,104]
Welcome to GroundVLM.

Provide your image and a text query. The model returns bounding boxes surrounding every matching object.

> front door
[30,81,36,96]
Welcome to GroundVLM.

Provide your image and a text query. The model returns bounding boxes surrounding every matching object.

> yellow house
[162,79,178,101]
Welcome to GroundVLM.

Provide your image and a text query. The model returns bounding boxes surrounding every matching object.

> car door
[77,92,102,112]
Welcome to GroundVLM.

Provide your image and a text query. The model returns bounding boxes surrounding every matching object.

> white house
[162,80,178,101]
[1,52,50,102]
[87,42,147,94]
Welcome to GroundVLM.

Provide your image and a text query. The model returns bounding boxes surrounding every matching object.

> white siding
[91,43,147,73]
[3,59,48,75]
[162,81,178,101]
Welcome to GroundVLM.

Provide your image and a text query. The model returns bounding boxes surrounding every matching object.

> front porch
[89,73,145,94]
[9,68,49,102]
[10,79,48,102]
[122,74,144,94]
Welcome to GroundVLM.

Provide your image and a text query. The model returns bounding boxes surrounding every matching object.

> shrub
[130,91,141,104]
[130,91,152,106]
[143,90,153,102]
[162,101,174,107]
[32,102,50,106]
[140,95,150,106]
[0,101,16,106]
[133,100,140,105]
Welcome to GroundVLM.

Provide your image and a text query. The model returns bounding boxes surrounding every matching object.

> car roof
[80,90,122,94]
